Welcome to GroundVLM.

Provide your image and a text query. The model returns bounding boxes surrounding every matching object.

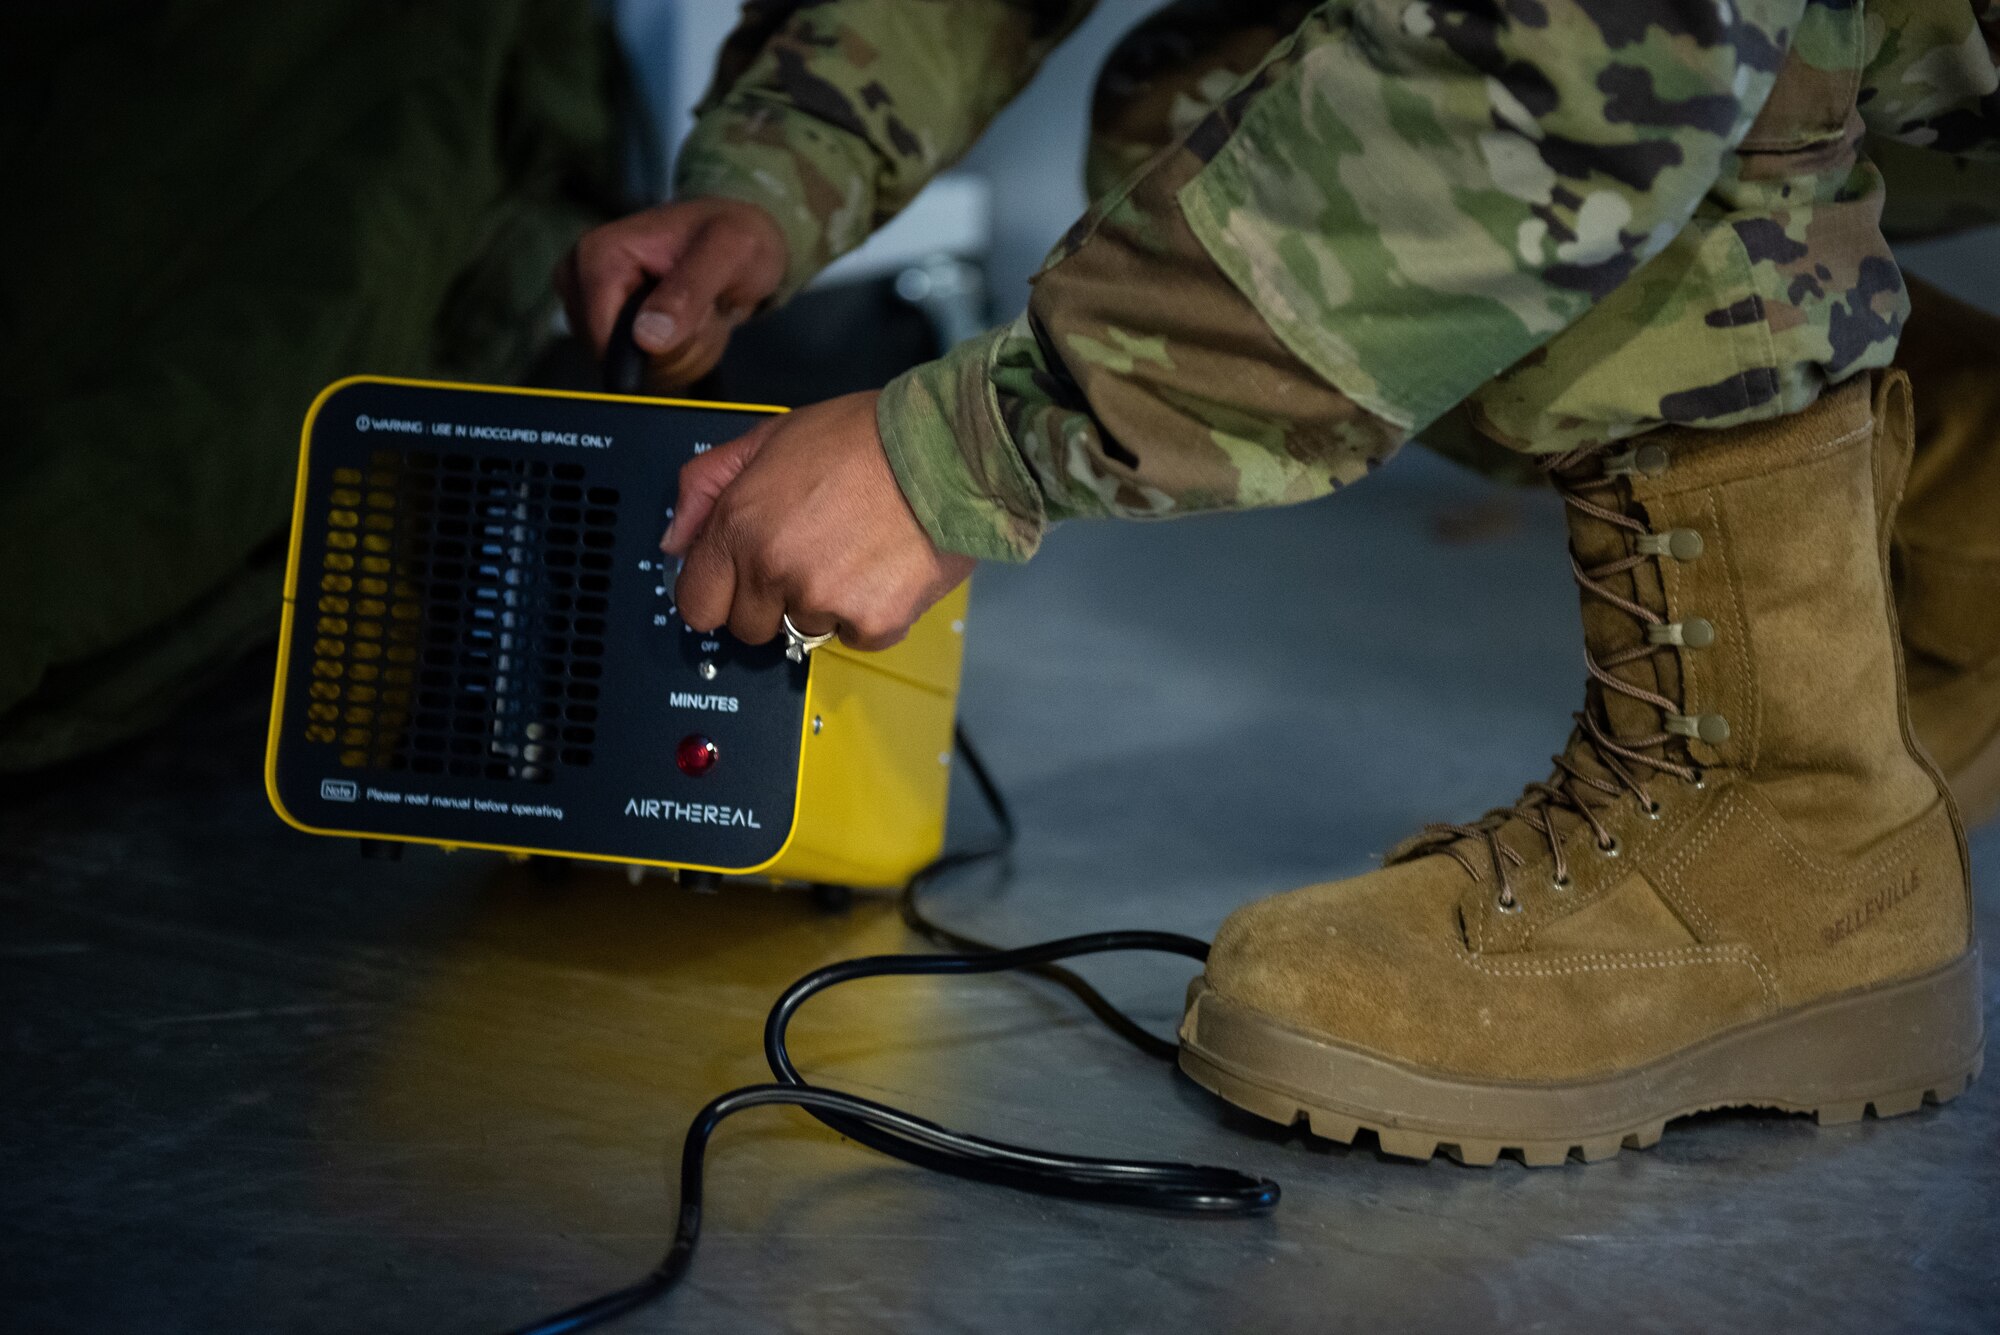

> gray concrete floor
[3,447,1996,1334]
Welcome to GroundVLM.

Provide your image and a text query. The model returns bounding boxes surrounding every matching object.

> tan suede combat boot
[1180,373,1983,1166]
[1896,276,2000,829]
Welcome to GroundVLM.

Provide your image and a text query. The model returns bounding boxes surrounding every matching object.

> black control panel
[269,379,808,869]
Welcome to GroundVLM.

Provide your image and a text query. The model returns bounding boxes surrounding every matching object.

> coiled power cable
[497,727,1280,1335]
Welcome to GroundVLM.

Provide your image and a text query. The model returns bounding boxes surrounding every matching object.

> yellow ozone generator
[265,377,967,889]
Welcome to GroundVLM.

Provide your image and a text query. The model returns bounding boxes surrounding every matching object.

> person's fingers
[835,610,911,654]
[567,247,647,356]
[661,425,772,556]
[725,571,786,646]
[673,529,737,634]
[565,209,697,354]
[659,387,964,656]
[831,566,926,652]
[631,222,761,358]
[641,312,741,392]
[560,201,786,375]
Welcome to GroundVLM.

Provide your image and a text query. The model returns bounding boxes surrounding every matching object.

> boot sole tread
[1182,1046,1981,1167]
[1179,949,1984,1168]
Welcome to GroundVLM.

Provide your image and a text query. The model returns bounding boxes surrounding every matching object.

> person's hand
[555,198,788,388]
[663,392,976,651]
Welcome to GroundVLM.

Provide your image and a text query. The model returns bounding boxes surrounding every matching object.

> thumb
[660,422,774,555]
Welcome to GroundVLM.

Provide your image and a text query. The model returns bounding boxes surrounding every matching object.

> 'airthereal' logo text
[623,798,761,828]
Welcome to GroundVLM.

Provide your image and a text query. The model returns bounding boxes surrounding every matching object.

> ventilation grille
[300,448,620,784]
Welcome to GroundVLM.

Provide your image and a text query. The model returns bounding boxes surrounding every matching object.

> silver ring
[782,613,836,663]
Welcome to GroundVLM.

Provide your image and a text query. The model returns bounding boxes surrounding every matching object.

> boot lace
[1403,447,1701,912]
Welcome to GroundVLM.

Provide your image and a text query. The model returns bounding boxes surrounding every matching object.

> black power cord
[497,726,1280,1335]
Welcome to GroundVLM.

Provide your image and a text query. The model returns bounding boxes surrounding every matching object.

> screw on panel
[698,660,717,681]
[812,714,824,735]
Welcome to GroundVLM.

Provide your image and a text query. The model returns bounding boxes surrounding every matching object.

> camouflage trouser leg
[1080,0,1545,486]
[1083,3,1995,491]
[1407,144,2000,494]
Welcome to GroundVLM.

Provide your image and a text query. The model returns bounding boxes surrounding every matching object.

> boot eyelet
[1646,616,1716,649]
[1549,873,1574,892]
[1635,529,1703,561]
[1605,443,1670,480]
[1688,769,1706,791]
[1496,892,1525,915]
[1642,800,1663,820]
[1597,836,1621,859]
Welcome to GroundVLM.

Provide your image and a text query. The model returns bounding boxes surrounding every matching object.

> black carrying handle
[603,276,661,396]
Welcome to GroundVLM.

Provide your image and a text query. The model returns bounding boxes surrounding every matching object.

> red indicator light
[676,734,719,777]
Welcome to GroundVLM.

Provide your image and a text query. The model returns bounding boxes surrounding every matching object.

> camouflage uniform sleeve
[879,0,1802,562]
[673,1,1099,300]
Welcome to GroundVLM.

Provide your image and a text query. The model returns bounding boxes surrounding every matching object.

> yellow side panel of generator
[783,584,968,888]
